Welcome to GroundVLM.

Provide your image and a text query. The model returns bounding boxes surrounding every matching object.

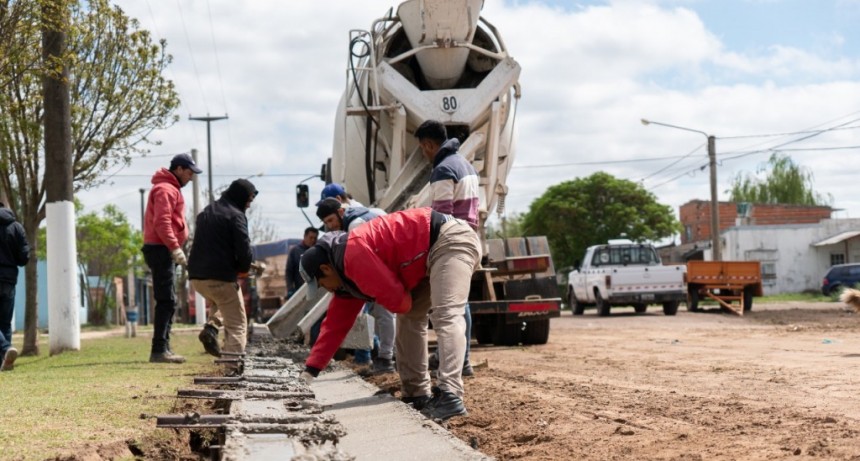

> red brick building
[679,200,832,244]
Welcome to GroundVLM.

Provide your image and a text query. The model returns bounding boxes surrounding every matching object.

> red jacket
[306,207,433,372]
[143,168,188,250]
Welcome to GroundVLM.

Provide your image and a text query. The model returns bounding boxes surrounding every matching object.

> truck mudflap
[469,298,562,321]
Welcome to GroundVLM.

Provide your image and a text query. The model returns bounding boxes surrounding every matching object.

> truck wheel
[595,291,611,317]
[633,303,647,314]
[569,290,584,315]
[687,287,700,312]
[662,301,679,316]
[522,319,550,345]
[743,286,754,312]
[475,322,493,345]
[492,321,523,346]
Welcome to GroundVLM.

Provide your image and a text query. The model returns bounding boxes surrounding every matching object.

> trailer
[685,261,763,315]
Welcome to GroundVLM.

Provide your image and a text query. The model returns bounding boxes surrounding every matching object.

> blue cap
[320,183,346,200]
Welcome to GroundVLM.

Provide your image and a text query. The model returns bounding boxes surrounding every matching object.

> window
[591,245,659,266]
[685,225,692,242]
[831,254,846,266]
[761,262,777,281]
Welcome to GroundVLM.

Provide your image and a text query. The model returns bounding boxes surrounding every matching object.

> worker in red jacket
[299,207,479,421]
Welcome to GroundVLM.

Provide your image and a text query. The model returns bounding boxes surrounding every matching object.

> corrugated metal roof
[812,230,860,247]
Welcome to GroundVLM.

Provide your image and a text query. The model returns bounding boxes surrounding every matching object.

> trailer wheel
[662,301,679,316]
[522,319,550,345]
[743,286,755,312]
[595,290,611,317]
[687,287,700,312]
[569,290,584,315]
[493,321,523,346]
[633,303,647,314]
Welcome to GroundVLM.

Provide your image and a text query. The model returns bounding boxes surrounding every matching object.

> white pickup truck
[567,240,686,316]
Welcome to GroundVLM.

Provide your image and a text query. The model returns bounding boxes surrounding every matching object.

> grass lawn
[0,327,217,460]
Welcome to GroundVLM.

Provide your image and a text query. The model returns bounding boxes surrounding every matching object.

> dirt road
[369,302,860,460]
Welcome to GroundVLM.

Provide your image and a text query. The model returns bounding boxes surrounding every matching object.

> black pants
[142,244,176,354]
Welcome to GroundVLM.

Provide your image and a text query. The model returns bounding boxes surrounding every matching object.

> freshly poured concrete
[311,369,491,461]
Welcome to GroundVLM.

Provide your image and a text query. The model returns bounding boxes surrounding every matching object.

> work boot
[371,357,396,375]
[1,347,18,371]
[149,352,186,363]
[401,394,433,411]
[420,389,468,421]
[462,361,475,377]
[198,324,221,357]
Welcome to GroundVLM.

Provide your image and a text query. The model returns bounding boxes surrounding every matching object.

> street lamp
[189,114,229,204]
[641,118,721,261]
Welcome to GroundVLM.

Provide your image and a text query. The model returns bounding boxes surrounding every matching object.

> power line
[638,143,705,182]
[512,154,693,169]
[175,0,209,113]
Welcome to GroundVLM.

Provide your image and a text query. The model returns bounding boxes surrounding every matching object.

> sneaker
[428,353,439,371]
[198,325,221,357]
[420,390,468,421]
[149,352,186,363]
[462,361,474,377]
[371,357,396,375]
[1,347,18,371]
[401,394,433,411]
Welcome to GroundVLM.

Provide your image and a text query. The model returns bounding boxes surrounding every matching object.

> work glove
[299,371,315,385]
[171,248,187,266]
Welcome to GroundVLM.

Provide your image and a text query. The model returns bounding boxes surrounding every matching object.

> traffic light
[296,184,309,208]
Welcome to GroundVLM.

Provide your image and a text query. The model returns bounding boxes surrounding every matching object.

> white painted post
[47,201,80,353]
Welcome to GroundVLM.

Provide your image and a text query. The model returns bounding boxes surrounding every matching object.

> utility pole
[190,148,205,326]
[641,119,721,261]
[189,114,228,203]
[707,135,721,261]
[43,0,79,355]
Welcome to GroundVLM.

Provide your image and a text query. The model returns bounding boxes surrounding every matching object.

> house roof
[812,230,860,247]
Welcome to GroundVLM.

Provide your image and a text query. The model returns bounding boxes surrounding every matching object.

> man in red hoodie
[141,153,201,363]
[299,207,480,420]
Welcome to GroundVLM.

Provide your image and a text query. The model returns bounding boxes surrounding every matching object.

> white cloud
[83,0,860,242]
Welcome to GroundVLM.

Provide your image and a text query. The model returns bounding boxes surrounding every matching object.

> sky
[88,0,860,243]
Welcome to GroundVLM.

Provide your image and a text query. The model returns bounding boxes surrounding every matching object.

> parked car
[821,263,860,296]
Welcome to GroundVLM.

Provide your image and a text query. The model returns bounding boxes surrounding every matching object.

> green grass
[0,328,217,460]
[757,292,832,303]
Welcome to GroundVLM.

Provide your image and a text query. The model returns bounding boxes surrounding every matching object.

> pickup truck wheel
[662,301,679,316]
[522,319,550,345]
[687,287,700,312]
[633,303,647,314]
[595,291,611,317]
[569,290,584,315]
[743,286,754,312]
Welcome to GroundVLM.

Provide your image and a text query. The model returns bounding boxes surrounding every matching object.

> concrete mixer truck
[269,0,560,346]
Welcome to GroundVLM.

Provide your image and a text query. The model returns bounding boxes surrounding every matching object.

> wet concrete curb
[312,368,492,460]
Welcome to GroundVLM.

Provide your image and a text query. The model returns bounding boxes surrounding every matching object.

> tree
[0,0,179,354]
[521,172,680,269]
[727,153,832,206]
[38,203,142,325]
[485,212,525,239]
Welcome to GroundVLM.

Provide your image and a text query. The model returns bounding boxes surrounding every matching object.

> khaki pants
[396,219,479,398]
[191,280,247,354]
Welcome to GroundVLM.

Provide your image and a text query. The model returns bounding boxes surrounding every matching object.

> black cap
[299,245,331,298]
[170,153,203,174]
[316,197,342,220]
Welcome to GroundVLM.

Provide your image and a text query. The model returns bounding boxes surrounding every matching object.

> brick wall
[679,200,832,244]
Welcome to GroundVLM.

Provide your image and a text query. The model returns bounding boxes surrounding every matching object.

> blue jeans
[464,303,472,364]
[142,244,176,354]
[0,282,15,355]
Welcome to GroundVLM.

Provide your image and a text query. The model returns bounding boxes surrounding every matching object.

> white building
[721,219,860,295]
